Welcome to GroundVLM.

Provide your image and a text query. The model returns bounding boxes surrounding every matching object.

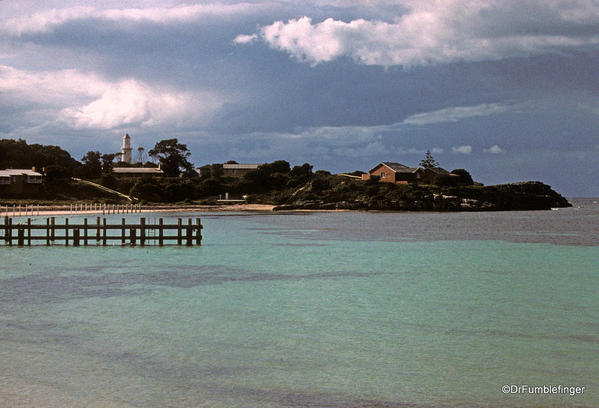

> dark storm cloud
[1,1,599,195]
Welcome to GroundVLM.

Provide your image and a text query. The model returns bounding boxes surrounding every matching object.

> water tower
[121,133,132,164]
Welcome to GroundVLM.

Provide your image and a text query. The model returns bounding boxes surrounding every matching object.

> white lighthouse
[121,133,132,164]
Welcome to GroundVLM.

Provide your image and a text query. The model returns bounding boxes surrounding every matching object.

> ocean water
[1,199,598,407]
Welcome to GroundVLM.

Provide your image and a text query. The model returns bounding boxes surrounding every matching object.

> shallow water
[1,199,598,407]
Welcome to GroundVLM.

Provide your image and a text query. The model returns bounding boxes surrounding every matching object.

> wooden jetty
[1,216,202,247]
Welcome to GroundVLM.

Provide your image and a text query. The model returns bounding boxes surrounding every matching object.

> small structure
[420,167,451,184]
[195,163,260,178]
[195,165,212,177]
[0,168,43,194]
[112,167,164,177]
[361,162,422,184]
[222,163,259,178]
[121,133,133,164]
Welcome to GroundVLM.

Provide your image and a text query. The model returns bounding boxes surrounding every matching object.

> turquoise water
[1,202,598,407]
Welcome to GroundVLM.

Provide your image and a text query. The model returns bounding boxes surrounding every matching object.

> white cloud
[60,80,224,130]
[242,1,599,66]
[452,145,472,154]
[484,145,505,154]
[0,64,225,130]
[233,34,258,44]
[0,65,103,106]
[402,103,508,126]
[1,3,271,36]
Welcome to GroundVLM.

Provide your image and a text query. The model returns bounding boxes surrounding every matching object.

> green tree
[0,139,80,179]
[148,138,193,177]
[420,150,440,169]
[288,163,313,187]
[450,169,474,185]
[80,151,103,179]
[101,153,119,174]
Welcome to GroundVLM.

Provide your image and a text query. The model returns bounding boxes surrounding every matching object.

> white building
[121,133,132,164]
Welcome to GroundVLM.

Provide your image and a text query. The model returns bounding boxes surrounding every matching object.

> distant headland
[0,137,571,211]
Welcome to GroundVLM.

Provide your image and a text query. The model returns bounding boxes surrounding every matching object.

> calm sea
[1,199,598,407]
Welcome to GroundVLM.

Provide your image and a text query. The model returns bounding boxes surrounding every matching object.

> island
[1,139,571,212]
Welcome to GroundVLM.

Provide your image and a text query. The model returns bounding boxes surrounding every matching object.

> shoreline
[0,204,277,217]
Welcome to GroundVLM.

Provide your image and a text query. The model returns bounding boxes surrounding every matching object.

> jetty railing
[1,216,202,247]
[0,203,142,217]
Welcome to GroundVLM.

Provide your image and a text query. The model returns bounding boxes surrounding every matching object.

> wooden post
[140,217,146,247]
[121,218,126,245]
[7,218,12,246]
[84,218,88,246]
[74,228,80,246]
[17,226,24,246]
[4,216,9,245]
[159,218,164,246]
[96,217,101,244]
[177,218,182,246]
[46,217,50,246]
[27,218,31,246]
[102,218,107,246]
[65,218,69,246]
[130,228,136,246]
[186,218,192,246]
[196,218,202,246]
[51,217,55,242]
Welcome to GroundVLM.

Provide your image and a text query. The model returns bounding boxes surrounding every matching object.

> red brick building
[361,162,423,184]
[361,162,453,185]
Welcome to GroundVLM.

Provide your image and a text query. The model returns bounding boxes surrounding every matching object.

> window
[380,172,386,178]
[27,175,42,184]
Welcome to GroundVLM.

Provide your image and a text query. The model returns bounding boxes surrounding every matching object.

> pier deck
[1,216,202,247]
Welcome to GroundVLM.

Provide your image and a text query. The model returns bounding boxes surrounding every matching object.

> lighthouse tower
[121,133,132,164]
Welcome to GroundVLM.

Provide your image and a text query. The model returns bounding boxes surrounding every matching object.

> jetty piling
[1,216,202,247]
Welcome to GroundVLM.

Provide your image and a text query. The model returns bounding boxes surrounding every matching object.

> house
[361,162,423,184]
[0,167,43,194]
[222,163,259,178]
[362,162,454,184]
[112,167,164,177]
[195,163,260,178]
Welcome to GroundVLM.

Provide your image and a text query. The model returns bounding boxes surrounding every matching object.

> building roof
[113,167,163,174]
[423,167,450,175]
[369,162,420,174]
[222,163,260,170]
[0,169,42,177]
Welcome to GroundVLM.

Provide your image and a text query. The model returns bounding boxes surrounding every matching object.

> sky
[1,1,599,196]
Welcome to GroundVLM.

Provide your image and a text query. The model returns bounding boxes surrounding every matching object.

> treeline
[1,138,478,205]
[0,138,195,181]
[0,138,319,203]
[0,139,80,182]
[114,161,314,203]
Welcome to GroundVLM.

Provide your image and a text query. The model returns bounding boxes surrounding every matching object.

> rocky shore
[274,181,571,212]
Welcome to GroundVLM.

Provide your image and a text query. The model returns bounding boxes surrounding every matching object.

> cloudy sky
[2,1,599,196]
